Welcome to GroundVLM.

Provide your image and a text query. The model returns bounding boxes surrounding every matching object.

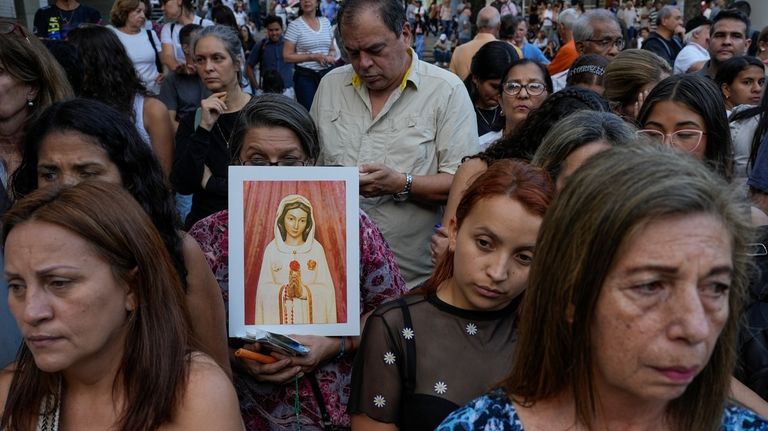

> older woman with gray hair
[440,144,768,430]
[532,110,638,192]
[171,24,252,228]
[187,93,407,430]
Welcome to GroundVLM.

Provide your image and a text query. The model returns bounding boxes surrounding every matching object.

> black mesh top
[349,293,520,430]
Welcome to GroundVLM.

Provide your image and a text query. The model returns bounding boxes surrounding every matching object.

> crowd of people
[3,0,768,429]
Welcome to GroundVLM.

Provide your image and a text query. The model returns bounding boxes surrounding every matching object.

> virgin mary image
[255,194,337,324]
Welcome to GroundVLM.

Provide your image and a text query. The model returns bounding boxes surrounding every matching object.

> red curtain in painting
[242,180,348,324]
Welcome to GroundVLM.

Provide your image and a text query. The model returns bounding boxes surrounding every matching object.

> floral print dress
[437,388,768,431]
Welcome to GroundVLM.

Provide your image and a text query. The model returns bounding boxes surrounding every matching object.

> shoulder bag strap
[307,372,337,431]
[146,29,163,73]
[257,38,268,79]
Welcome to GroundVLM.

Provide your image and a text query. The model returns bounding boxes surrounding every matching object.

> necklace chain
[215,122,230,149]
[58,7,75,25]
[476,106,499,128]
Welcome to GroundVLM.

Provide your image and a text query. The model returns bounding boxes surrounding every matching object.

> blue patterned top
[437,388,768,431]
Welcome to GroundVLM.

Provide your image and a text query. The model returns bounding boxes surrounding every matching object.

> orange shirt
[547,40,578,75]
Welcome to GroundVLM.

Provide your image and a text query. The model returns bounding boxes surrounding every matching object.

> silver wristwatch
[392,173,413,202]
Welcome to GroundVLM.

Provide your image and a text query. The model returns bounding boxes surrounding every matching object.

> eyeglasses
[242,158,310,167]
[0,21,31,43]
[585,37,625,50]
[502,81,547,96]
[636,129,706,153]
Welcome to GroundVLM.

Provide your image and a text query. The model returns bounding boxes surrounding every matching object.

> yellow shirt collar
[351,49,415,91]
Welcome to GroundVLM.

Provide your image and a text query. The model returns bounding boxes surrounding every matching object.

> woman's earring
[27,98,34,107]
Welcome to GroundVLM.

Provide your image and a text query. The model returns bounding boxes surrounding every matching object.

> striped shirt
[285,16,334,71]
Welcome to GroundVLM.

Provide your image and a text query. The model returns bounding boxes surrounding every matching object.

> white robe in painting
[255,194,337,324]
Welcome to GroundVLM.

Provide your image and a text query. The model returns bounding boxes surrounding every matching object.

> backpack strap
[256,38,269,80]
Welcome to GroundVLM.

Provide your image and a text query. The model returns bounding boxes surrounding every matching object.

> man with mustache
[310,0,478,289]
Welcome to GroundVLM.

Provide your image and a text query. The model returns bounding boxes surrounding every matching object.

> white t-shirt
[235,10,247,26]
[543,9,553,27]
[284,16,334,71]
[110,26,162,95]
[673,42,709,75]
[160,17,214,65]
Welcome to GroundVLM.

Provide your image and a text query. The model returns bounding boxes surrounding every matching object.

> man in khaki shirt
[449,6,501,80]
[311,0,478,288]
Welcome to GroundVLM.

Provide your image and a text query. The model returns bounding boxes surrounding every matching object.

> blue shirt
[438,388,768,430]
[320,0,338,22]
[749,133,768,193]
[247,36,294,89]
[521,41,550,65]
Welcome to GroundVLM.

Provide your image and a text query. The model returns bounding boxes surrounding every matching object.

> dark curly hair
[10,98,187,290]
[479,87,610,162]
[66,25,147,121]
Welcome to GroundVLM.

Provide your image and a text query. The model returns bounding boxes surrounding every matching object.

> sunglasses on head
[0,21,31,43]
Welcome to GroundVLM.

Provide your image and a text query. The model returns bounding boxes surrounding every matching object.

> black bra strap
[396,298,417,394]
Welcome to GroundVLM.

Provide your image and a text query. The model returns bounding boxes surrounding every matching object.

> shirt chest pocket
[378,114,437,173]
[320,109,367,166]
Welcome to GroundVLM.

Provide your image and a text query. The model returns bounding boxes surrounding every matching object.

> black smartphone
[243,329,311,356]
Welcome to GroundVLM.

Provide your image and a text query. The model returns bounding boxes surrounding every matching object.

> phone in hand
[243,329,311,356]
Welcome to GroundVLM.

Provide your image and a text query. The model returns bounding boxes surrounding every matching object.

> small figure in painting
[255,194,337,324]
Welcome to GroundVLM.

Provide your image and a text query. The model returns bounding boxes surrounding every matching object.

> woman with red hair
[349,159,554,430]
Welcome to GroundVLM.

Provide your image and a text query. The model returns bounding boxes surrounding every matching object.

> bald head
[477,6,500,33]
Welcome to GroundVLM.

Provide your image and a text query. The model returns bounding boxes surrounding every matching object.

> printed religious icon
[228,166,360,337]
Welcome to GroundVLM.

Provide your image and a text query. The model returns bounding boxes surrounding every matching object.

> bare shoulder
[144,96,170,116]
[455,158,488,184]
[165,353,243,430]
[179,232,213,281]
[178,231,230,375]
[180,231,202,257]
[187,352,230,387]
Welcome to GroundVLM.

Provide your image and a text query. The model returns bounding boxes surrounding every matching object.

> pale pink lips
[27,335,63,349]
[653,366,699,383]
[475,285,503,299]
